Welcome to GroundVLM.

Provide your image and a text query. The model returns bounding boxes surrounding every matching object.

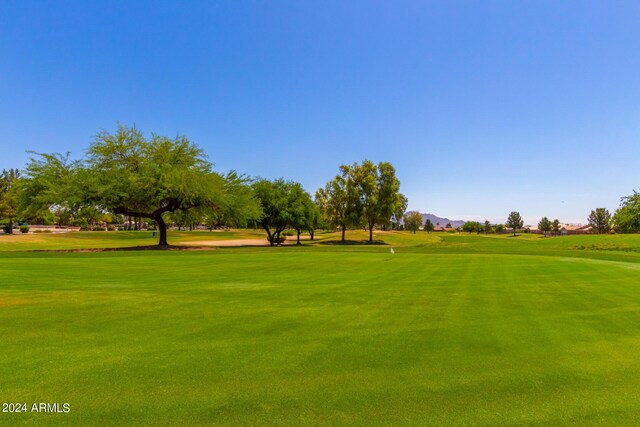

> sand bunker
[179,236,311,247]
[180,238,271,247]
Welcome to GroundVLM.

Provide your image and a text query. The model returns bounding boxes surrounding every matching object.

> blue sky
[1,1,639,224]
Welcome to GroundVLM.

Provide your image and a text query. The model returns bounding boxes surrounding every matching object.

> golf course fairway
[1,231,640,425]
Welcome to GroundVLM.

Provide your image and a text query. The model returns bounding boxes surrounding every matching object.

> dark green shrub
[267,235,287,245]
[19,225,30,234]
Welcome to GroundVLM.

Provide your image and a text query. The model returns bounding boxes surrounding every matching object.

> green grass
[0,229,267,251]
[2,231,640,425]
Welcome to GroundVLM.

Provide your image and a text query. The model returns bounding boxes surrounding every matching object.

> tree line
[404,207,640,237]
[0,125,406,246]
[2,125,639,245]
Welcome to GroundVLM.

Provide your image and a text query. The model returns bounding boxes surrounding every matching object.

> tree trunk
[341,223,346,242]
[296,229,301,245]
[7,219,13,234]
[310,230,314,241]
[265,228,274,246]
[369,222,374,242]
[154,213,168,247]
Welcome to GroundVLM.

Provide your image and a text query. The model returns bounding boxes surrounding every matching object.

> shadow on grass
[29,245,220,253]
[318,239,388,246]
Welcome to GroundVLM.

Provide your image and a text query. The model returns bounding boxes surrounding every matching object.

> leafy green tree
[506,211,523,236]
[0,169,21,233]
[588,208,611,234]
[424,218,434,233]
[23,126,233,246]
[74,205,109,228]
[475,222,483,234]
[200,171,261,230]
[316,164,363,242]
[392,194,408,231]
[318,161,404,241]
[538,216,552,237]
[306,202,322,241]
[351,160,379,241]
[613,191,640,233]
[253,178,309,246]
[171,208,204,231]
[484,220,492,234]
[494,223,505,233]
[462,221,478,234]
[18,152,82,226]
[350,160,405,242]
[446,222,452,228]
[552,219,561,237]
[84,125,228,246]
[404,211,422,234]
[377,162,405,232]
[289,183,315,245]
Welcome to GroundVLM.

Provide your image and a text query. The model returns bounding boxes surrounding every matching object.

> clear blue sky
[2,1,639,224]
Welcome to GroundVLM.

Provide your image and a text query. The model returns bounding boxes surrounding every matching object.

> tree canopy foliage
[538,217,552,237]
[84,125,235,246]
[506,211,523,236]
[424,218,434,233]
[614,191,640,233]
[252,178,315,246]
[588,208,612,234]
[404,211,422,234]
[19,153,81,226]
[462,221,480,234]
[18,125,260,245]
[317,160,405,242]
[0,169,21,233]
[316,165,361,242]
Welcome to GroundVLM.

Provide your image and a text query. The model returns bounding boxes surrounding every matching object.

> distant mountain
[403,212,465,229]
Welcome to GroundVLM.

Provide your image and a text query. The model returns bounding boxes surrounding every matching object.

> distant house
[560,224,592,235]
[526,224,592,235]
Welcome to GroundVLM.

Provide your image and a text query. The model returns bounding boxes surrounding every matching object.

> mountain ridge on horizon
[403,212,465,229]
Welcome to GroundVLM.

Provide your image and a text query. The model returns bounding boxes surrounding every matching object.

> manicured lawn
[1,232,640,425]
[0,230,268,251]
